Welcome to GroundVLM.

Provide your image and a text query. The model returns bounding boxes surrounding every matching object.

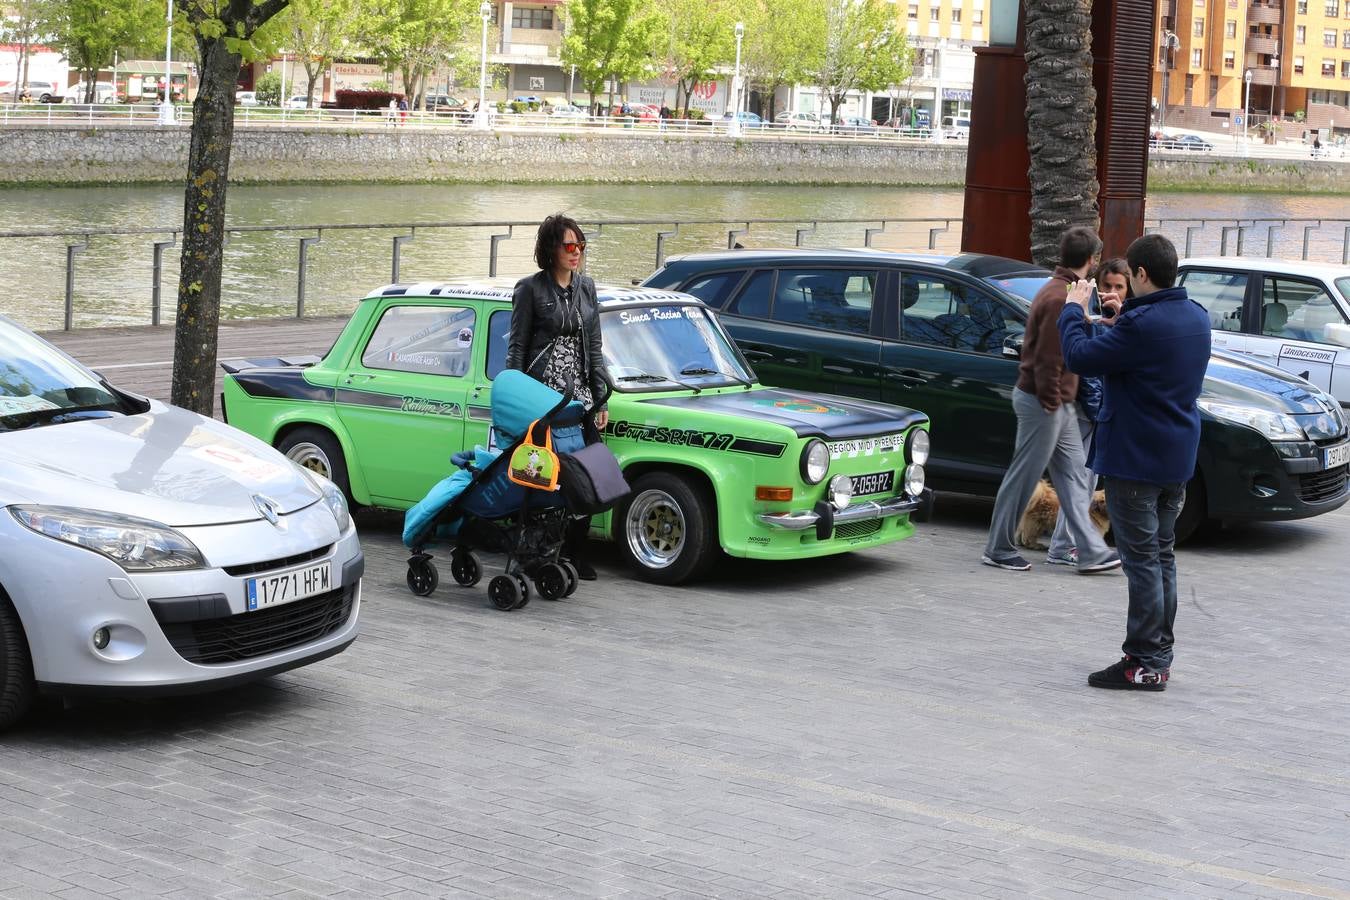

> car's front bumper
[757,492,925,535]
[1201,426,1350,523]
[0,502,362,695]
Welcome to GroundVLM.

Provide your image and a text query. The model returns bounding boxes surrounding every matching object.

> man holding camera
[1059,234,1212,691]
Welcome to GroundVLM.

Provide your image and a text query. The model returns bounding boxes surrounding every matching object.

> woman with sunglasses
[507,213,608,580]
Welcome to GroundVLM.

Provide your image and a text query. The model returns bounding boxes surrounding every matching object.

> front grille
[1299,465,1348,504]
[156,584,356,665]
[223,544,332,577]
[835,519,881,539]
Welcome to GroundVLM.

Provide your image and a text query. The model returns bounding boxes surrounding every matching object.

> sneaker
[1078,554,1123,574]
[1087,656,1169,691]
[1046,548,1078,567]
[981,554,1031,571]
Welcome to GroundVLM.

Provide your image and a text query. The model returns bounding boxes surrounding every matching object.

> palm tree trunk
[1023,0,1099,268]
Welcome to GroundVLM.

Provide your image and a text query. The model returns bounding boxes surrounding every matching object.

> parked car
[719,110,764,129]
[831,116,879,135]
[548,104,587,118]
[67,81,117,104]
[775,111,822,131]
[0,316,362,732]
[1177,257,1350,406]
[642,249,1350,540]
[220,281,932,585]
[235,90,259,107]
[941,115,971,140]
[3,80,62,103]
[284,95,310,109]
[1151,131,1213,151]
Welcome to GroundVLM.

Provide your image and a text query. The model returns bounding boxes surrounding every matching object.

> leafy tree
[283,0,362,108]
[1023,0,1097,266]
[366,0,477,110]
[561,0,660,112]
[736,0,819,123]
[44,0,162,103]
[805,0,911,126]
[169,0,292,416]
[254,68,281,104]
[654,0,735,115]
[2,0,56,101]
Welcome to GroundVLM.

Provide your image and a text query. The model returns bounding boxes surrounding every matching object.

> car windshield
[0,319,120,431]
[1337,277,1350,304]
[601,305,754,391]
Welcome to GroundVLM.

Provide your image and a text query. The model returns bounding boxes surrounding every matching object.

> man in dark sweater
[1059,234,1212,691]
[981,226,1121,573]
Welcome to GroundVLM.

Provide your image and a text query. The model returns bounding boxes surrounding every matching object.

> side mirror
[1324,322,1350,348]
[1002,333,1024,359]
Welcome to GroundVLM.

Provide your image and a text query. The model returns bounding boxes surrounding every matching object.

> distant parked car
[4,80,62,103]
[831,115,879,135]
[424,94,468,115]
[942,116,971,140]
[548,104,587,118]
[1151,131,1213,152]
[67,81,117,104]
[774,111,821,131]
[235,90,259,107]
[285,95,310,109]
[720,110,764,129]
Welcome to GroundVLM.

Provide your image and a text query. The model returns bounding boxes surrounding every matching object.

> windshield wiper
[679,366,752,389]
[0,403,119,431]
[616,372,701,393]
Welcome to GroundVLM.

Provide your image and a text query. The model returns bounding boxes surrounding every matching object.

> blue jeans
[1104,477,1186,672]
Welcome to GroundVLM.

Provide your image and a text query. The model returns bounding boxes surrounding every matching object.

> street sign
[1234,115,1243,126]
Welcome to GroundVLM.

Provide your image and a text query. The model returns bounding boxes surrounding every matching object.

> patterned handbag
[507,419,560,491]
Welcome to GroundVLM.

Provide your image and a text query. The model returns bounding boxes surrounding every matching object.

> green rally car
[220,280,933,584]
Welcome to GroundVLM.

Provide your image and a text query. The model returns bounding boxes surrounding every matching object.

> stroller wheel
[535,563,569,601]
[450,549,482,587]
[512,574,531,609]
[487,574,521,611]
[560,561,579,598]
[406,557,438,596]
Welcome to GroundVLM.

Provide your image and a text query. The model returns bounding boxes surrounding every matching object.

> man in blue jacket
[1058,234,1212,691]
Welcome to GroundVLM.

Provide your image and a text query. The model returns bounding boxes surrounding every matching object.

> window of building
[908,3,919,17]
[973,8,983,22]
[1297,0,1308,11]
[1297,25,1307,43]
[1295,55,1306,73]
[1226,20,1237,38]
[1328,0,1341,16]
[952,7,962,22]
[930,6,941,21]
[510,7,553,29]
[1344,29,1350,46]
[1194,17,1204,36]
[1224,50,1236,68]
[1324,58,1337,76]
[1343,59,1350,77]
[1192,48,1203,67]
[1326,28,1339,46]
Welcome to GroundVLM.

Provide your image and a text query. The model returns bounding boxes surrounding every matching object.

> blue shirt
[1058,286,1212,485]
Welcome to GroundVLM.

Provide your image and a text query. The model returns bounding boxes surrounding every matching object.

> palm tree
[1022,0,1098,268]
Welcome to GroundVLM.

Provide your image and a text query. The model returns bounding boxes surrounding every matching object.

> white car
[0,317,362,731]
[67,81,117,104]
[235,90,259,107]
[1178,258,1350,407]
[285,95,310,109]
[774,111,821,131]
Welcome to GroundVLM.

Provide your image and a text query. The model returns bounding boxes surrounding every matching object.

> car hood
[0,405,322,527]
[1204,351,1346,440]
[640,388,928,438]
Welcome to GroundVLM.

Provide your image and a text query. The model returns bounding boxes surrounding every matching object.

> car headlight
[294,463,352,532]
[1197,399,1305,441]
[827,474,853,510]
[10,506,204,571]
[800,439,829,484]
[904,464,926,497]
[906,429,930,465]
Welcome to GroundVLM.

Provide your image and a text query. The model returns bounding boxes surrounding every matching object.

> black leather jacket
[505,270,607,409]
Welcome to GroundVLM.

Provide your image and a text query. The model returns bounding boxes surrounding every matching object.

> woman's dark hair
[1094,257,1133,298]
[534,213,585,272]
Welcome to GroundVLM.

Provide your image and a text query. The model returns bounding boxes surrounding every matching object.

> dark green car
[644,249,1350,539]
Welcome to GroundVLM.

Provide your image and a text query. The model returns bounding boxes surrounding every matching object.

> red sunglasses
[562,241,587,254]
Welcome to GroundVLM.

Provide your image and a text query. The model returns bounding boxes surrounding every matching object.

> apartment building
[1155,0,1350,136]
[896,0,989,124]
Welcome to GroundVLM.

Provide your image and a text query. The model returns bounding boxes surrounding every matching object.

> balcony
[1245,64,1279,84]
[1247,2,1282,25]
[1246,34,1280,53]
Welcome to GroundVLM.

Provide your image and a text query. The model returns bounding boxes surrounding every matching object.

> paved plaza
[3,488,1350,898]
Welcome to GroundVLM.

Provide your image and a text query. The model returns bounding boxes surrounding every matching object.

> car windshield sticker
[457,327,473,347]
[616,308,690,326]
[752,397,849,415]
[1280,344,1337,364]
[606,420,786,457]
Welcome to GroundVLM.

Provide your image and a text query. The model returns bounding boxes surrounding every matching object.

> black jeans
[1104,477,1186,672]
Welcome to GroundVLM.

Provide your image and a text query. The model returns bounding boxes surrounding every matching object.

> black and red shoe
[1087,656,1169,691]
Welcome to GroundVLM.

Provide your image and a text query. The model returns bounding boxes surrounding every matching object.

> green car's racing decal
[751,396,851,415]
[399,396,462,416]
[606,420,787,458]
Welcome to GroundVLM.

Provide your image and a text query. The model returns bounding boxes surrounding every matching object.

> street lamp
[157,0,175,125]
[727,20,745,137]
[473,0,493,130]
[1243,67,1253,153]
[931,38,948,143]
[278,49,289,115]
[1159,30,1179,134]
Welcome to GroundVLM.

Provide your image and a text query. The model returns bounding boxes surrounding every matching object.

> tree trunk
[304,60,320,107]
[171,36,241,416]
[1023,0,1099,268]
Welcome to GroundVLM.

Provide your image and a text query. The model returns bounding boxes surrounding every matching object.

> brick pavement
[4,492,1350,899]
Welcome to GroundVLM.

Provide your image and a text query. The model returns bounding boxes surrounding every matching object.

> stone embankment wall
[1,124,1345,191]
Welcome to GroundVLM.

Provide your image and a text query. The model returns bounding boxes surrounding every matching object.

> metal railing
[2,214,1347,331]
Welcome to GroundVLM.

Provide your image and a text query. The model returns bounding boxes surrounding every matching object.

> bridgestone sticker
[1279,344,1337,364]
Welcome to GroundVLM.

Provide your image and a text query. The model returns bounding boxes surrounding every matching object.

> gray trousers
[1048,413,1096,558]
[984,388,1114,566]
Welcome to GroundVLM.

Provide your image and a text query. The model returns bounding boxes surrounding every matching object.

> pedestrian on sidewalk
[1059,234,1212,691]
[981,226,1122,574]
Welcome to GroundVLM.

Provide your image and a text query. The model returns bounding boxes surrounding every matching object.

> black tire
[277,426,356,506]
[406,558,438,596]
[487,574,521,611]
[1173,474,1210,545]
[613,471,719,585]
[559,561,579,597]
[535,563,568,601]
[450,550,482,587]
[0,592,35,733]
[512,575,531,610]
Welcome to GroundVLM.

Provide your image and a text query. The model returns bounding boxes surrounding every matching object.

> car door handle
[741,349,773,361]
[822,364,857,376]
[885,369,927,385]
[344,373,376,384]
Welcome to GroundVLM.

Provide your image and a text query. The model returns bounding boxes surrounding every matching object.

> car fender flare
[272,417,373,506]
[615,457,733,545]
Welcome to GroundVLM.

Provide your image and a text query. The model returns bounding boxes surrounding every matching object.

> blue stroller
[402,370,587,610]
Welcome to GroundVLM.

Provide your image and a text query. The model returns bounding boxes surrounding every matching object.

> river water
[2,183,1348,331]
